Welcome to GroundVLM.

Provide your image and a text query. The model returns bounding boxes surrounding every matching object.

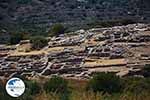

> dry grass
[34,91,150,100]
[70,91,103,100]
[29,78,150,100]
[9,50,45,56]
[35,92,59,100]
[84,59,127,67]
[47,47,65,52]
[119,92,150,100]
[47,46,83,52]
[10,45,84,56]
[17,43,32,52]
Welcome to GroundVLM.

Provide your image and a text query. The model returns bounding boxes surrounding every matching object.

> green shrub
[142,64,150,77]
[30,36,48,50]
[87,72,123,94]
[9,33,24,45]
[87,19,136,29]
[124,77,150,94]
[44,76,68,93]
[49,24,65,36]
[25,80,41,95]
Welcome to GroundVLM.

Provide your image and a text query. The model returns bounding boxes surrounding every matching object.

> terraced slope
[0,0,150,32]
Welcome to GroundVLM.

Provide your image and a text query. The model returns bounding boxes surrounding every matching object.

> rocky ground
[0,23,150,80]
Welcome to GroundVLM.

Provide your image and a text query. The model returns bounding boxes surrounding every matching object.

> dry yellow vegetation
[9,51,45,56]
[84,59,127,67]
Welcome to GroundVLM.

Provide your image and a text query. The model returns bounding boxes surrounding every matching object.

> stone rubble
[0,23,150,79]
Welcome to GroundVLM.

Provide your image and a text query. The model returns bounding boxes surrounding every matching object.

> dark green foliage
[87,72,123,94]
[25,80,41,95]
[142,64,150,77]
[44,76,68,93]
[49,24,65,36]
[30,36,48,50]
[87,19,136,28]
[124,77,150,94]
[44,76,70,100]
[9,33,24,45]
[0,76,150,99]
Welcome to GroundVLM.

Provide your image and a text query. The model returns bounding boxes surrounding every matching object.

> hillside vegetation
[0,0,150,34]
[0,73,150,100]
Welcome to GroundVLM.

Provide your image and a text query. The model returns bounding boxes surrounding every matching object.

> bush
[30,36,48,50]
[25,80,41,95]
[9,33,24,45]
[87,19,136,29]
[87,72,123,94]
[44,76,68,93]
[124,77,150,94]
[49,24,65,36]
[142,64,150,77]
